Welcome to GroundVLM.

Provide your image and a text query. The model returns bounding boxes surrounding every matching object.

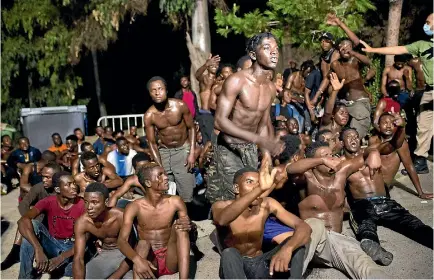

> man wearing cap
[361,13,434,174]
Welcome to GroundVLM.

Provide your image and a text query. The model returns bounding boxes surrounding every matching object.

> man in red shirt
[17,171,84,279]
[174,75,200,119]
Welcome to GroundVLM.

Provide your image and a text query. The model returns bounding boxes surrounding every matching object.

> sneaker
[360,239,393,266]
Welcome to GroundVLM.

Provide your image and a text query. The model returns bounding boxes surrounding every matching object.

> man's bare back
[285,71,305,96]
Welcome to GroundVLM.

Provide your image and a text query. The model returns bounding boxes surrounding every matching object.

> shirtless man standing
[117,163,190,279]
[369,113,433,199]
[73,183,126,279]
[342,127,433,266]
[381,55,413,98]
[74,151,123,196]
[285,141,389,278]
[213,156,311,279]
[195,54,221,144]
[209,64,234,112]
[208,32,284,203]
[144,76,196,204]
[331,39,375,139]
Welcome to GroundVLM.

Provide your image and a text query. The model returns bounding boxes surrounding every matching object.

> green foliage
[215,0,376,49]
[1,0,84,127]
[363,57,383,106]
[1,0,149,127]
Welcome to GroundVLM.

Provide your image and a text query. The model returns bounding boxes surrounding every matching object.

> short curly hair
[305,141,329,158]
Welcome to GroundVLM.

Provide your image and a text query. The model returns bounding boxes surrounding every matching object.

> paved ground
[1,162,433,279]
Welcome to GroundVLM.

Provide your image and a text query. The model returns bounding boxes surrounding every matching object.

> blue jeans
[19,220,74,279]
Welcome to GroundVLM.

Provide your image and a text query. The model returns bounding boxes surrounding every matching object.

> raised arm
[144,112,162,166]
[286,157,338,175]
[360,40,409,55]
[326,14,360,46]
[321,73,345,126]
[349,49,372,66]
[195,54,220,81]
[180,101,196,171]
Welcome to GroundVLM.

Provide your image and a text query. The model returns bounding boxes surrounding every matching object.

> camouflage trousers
[205,136,258,204]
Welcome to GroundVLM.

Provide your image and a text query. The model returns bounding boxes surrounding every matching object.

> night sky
[76,0,268,128]
[72,0,431,128]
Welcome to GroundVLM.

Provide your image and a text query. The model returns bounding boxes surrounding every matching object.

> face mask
[423,24,433,36]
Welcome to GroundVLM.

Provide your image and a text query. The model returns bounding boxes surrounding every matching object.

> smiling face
[342,129,361,153]
[251,37,279,70]
[18,138,29,152]
[84,192,106,219]
[149,80,167,104]
[287,119,299,135]
[379,114,397,137]
[235,171,262,206]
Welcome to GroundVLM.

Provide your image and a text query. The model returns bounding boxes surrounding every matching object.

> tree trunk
[385,0,403,66]
[92,49,107,117]
[28,73,34,108]
[187,0,211,108]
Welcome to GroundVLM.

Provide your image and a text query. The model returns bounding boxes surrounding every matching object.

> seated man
[370,113,432,198]
[74,151,122,196]
[118,162,191,279]
[48,133,68,155]
[107,137,138,180]
[17,171,84,279]
[19,150,57,199]
[71,142,114,175]
[7,137,42,173]
[286,118,311,146]
[73,183,126,279]
[212,155,311,279]
[285,141,389,278]
[1,162,61,271]
[107,152,151,207]
[59,135,79,172]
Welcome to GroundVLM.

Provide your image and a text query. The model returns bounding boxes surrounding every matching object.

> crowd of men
[0,12,433,279]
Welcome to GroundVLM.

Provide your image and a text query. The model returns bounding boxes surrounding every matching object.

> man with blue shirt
[107,137,137,180]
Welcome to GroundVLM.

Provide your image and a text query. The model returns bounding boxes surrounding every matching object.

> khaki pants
[303,218,390,279]
[414,90,433,158]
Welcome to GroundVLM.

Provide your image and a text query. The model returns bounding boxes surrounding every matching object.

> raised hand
[360,40,374,53]
[259,153,278,191]
[329,72,345,91]
[206,54,221,67]
[326,13,341,26]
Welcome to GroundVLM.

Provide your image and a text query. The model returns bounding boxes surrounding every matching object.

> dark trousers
[349,196,433,249]
[196,111,214,144]
[219,239,305,279]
